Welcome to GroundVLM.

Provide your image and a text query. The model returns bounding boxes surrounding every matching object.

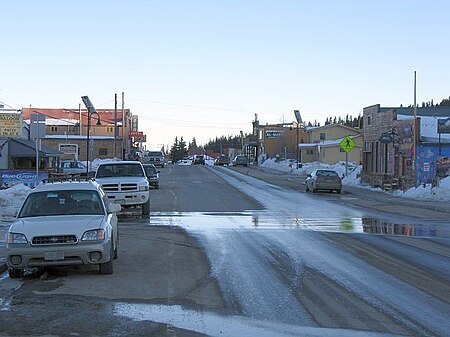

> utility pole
[121,92,125,160]
[413,71,417,186]
[114,93,117,158]
[78,103,82,136]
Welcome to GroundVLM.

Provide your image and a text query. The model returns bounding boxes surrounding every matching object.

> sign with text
[265,130,283,139]
[1,170,49,189]
[59,143,78,159]
[0,113,21,137]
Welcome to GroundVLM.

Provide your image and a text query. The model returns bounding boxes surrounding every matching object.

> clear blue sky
[2,0,449,149]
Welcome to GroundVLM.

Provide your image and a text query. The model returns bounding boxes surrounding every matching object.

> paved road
[0,165,449,336]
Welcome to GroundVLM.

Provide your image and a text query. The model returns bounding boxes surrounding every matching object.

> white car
[94,161,150,215]
[5,180,121,278]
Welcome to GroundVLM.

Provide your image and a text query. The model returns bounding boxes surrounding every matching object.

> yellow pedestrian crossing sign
[340,136,356,153]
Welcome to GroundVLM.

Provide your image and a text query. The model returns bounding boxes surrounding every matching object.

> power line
[127,97,254,114]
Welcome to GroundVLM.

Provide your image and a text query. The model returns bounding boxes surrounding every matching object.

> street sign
[340,136,356,153]
[379,133,394,143]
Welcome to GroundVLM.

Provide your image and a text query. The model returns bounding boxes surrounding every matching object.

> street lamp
[81,96,101,176]
[294,110,303,169]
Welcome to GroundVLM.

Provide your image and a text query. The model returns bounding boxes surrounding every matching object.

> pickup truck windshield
[96,164,144,178]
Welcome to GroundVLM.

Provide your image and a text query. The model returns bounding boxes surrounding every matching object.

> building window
[51,126,58,132]
[320,133,326,140]
[367,116,372,126]
[306,149,314,155]
[107,127,113,133]
[99,148,108,156]
[364,142,372,152]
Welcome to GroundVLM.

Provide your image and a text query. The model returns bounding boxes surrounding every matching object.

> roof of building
[305,123,362,133]
[44,135,115,140]
[299,134,362,148]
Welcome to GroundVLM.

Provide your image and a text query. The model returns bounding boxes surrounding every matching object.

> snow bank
[0,184,31,216]
[261,158,450,202]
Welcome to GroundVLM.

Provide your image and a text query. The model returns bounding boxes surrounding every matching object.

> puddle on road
[147,212,450,239]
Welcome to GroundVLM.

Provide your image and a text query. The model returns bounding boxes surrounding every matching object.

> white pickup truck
[94,161,150,215]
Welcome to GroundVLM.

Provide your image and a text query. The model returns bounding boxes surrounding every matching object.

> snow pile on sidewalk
[393,176,450,202]
[0,184,30,216]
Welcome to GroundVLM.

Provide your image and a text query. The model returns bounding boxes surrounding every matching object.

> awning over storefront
[0,137,62,158]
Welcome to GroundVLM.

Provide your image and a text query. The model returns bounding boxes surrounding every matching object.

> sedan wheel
[99,242,114,275]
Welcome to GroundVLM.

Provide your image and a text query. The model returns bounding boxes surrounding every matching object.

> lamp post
[294,110,302,169]
[81,96,101,176]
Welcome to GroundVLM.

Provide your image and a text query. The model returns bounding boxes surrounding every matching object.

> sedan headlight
[81,229,105,241]
[7,233,28,244]
[139,185,149,191]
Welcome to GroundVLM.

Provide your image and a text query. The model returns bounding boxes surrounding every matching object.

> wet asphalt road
[0,164,449,336]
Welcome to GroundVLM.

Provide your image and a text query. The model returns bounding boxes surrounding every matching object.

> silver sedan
[6,181,121,278]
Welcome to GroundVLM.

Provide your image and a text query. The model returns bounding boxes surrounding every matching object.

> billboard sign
[0,113,21,137]
[131,115,138,132]
[1,170,49,189]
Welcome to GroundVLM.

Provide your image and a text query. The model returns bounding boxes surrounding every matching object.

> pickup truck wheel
[142,199,150,215]
[100,242,114,275]
[9,268,22,279]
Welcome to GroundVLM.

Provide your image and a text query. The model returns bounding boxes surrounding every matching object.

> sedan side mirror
[307,174,312,178]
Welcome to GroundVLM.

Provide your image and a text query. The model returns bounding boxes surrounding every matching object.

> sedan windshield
[18,190,104,217]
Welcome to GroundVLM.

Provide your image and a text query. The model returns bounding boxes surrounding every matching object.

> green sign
[340,136,356,153]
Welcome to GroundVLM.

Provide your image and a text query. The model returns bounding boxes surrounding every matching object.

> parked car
[94,161,151,215]
[59,160,88,175]
[143,151,165,168]
[232,155,248,167]
[193,155,205,165]
[214,155,230,166]
[305,169,342,193]
[5,180,121,278]
[143,163,160,189]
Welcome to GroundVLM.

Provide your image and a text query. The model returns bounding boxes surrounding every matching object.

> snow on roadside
[261,158,450,202]
[0,184,30,216]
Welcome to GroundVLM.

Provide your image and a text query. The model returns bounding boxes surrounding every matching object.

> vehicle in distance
[5,180,121,278]
[59,160,88,175]
[143,163,160,189]
[232,155,248,167]
[143,151,165,168]
[193,155,205,165]
[94,161,150,215]
[214,155,230,166]
[305,169,342,193]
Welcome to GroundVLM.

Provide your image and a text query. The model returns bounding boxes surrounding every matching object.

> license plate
[44,251,64,261]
